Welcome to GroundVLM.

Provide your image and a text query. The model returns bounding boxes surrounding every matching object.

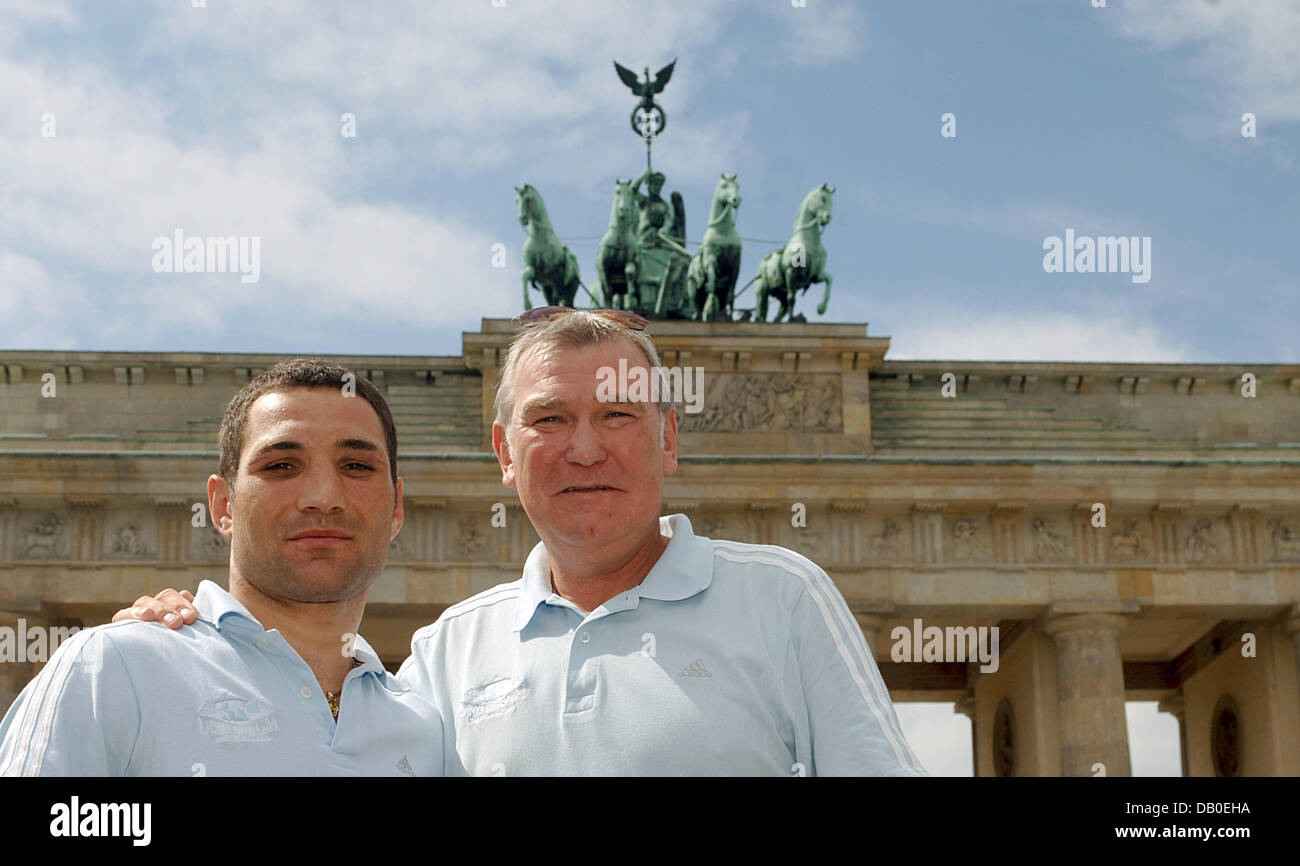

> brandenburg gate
[1,320,1298,774]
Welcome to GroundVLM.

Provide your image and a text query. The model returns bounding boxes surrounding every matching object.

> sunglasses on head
[517,306,648,331]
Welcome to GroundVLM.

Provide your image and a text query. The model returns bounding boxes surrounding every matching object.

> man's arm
[788,571,928,777]
[0,627,141,776]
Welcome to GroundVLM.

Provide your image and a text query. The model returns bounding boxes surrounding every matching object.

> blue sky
[5,0,1295,774]
[3,0,1297,363]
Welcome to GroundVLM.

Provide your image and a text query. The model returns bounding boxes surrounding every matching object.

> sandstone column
[954,689,978,776]
[1042,607,1134,776]
[1284,606,1300,733]
[1157,689,1188,777]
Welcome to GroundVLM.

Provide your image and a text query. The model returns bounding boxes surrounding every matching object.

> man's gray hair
[495,311,672,444]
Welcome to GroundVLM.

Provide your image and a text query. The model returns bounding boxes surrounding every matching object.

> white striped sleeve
[788,563,928,777]
[712,542,927,777]
[0,628,139,776]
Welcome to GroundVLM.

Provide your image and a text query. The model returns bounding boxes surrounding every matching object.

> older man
[398,308,925,776]
[118,314,925,776]
[1,360,442,776]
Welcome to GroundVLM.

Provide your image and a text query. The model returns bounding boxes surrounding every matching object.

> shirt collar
[193,579,384,674]
[343,632,385,675]
[194,579,258,631]
[512,513,715,632]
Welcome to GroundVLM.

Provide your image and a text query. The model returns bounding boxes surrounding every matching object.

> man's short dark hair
[217,358,398,488]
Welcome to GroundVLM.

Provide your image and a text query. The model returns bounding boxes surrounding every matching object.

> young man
[0,360,442,776]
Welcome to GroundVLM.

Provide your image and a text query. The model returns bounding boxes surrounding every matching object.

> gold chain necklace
[326,658,363,721]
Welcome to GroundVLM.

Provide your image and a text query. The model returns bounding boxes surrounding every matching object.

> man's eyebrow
[248,438,382,462]
[519,397,566,416]
[249,440,301,461]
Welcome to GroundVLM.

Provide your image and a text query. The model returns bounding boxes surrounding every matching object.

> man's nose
[565,417,606,466]
[297,463,346,512]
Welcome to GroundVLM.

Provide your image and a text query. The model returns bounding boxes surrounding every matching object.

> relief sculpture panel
[678,374,841,433]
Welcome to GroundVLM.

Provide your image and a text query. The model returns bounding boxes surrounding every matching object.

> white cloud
[139,0,746,138]
[773,0,867,68]
[123,0,786,187]
[0,251,92,349]
[1110,0,1300,123]
[0,46,513,348]
[0,0,75,29]
[2,0,812,350]
[888,312,1193,362]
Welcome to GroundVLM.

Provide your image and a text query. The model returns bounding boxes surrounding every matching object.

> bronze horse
[596,179,640,310]
[517,184,581,310]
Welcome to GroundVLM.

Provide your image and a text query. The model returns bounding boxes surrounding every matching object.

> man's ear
[391,477,405,540]
[208,474,234,539]
[661,407,679,476]
[492,421,517,488]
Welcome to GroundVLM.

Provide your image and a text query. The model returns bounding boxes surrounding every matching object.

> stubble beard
[233,524,389,605]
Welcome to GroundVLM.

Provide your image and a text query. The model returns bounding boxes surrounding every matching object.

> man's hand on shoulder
[111,589,198,629]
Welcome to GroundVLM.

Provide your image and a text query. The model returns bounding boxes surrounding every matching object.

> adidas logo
[396,755,416,777]
[679,658,713,678]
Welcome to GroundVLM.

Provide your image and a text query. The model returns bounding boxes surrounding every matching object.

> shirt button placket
[564,622,598,715]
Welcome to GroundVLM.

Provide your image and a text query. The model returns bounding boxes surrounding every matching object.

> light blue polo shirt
[0,581,442,776]
[398,514,927,776]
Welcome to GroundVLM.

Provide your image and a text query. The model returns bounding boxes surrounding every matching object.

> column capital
[1040,601,1139,638]
[953,689,976,718]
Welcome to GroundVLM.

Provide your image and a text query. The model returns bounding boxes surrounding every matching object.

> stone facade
[1,320,1298,775]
